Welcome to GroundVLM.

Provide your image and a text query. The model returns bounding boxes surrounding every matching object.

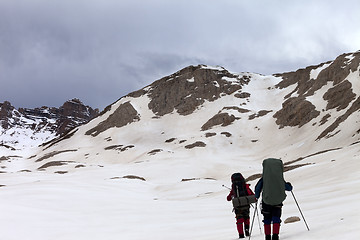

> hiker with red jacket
[255,158,293,240]
[227,173,255,239]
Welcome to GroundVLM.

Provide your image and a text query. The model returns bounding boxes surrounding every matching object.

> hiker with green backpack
[255,158,293,240]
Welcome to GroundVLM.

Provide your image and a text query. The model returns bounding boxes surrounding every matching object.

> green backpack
[262,158,286,205]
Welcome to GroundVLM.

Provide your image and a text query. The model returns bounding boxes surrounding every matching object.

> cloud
[0,0,359,110]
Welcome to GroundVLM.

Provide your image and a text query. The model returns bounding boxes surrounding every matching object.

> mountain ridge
[20,50,358,176]
[0,98,99,150]
[1,51,360,175]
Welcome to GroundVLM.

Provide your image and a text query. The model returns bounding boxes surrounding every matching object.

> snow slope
[0,143,359,240]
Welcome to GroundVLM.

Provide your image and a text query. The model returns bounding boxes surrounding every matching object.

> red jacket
[227,184,254,201]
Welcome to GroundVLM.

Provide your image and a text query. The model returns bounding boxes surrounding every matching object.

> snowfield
[1,138,359,240]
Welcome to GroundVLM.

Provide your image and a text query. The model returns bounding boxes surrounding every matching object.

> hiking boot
[272,234,279,240]
[244,224,250,236]
[265,235,271,240]
[239,233,245,238]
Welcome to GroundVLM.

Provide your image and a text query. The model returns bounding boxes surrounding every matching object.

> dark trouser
[234,206,251,237]
[261,202,282,239]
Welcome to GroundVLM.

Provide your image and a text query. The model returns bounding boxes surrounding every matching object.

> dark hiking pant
[261,201,282,224]
[261,201,282,237]
[234,206,250,236]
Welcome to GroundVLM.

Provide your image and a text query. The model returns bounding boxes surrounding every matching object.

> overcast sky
[1,0,359,110]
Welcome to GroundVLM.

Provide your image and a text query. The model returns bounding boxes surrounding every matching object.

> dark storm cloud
[0,0,359,110]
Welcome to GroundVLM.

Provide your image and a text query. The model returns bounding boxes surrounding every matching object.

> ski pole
[248,201,258,240]
[291,190,310,231]
[256,203,262,234]
[222,184,231,190]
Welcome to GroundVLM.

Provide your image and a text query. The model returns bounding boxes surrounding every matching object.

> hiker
[227,173,255,238]
[255,158,293,240]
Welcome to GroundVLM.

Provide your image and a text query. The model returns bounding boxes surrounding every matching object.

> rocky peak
[0,101,15,119]
[86,65,251,137]
[55,99,99,135]
[130,65,250,116]
[60,98,98,119]
[0,101,19,129]
[0,99,99,148]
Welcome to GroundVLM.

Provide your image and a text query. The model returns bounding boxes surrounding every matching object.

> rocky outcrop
[56,99,99,135]
[0,101,20,129]
[317,96,360,140]
[323,80,356,111]
[142,65,250,116]
[201,112,236,131]
[275,52,360,98]
[274,97,320,128]
[248,110,272,120]
[185,141,206,149]
[85,102,140,136]
[274,51,360,133]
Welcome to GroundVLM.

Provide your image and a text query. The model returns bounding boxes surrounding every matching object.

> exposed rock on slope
[323,80,356,111]
[317,97,360,140]
[274,51,360,139]
[274,97,320,128]
[275,52,360,97]
[201,113,236,131]
[85,102,139,136]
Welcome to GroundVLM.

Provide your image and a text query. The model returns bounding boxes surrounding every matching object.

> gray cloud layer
[1,0,359,110]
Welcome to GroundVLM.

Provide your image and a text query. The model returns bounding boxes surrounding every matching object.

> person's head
[231,172,244,183]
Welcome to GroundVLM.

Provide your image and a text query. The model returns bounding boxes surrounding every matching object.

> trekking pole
[222,184,231,190]
[291,190,310,231]
[256,203,262,234]
[248,201,258,240]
